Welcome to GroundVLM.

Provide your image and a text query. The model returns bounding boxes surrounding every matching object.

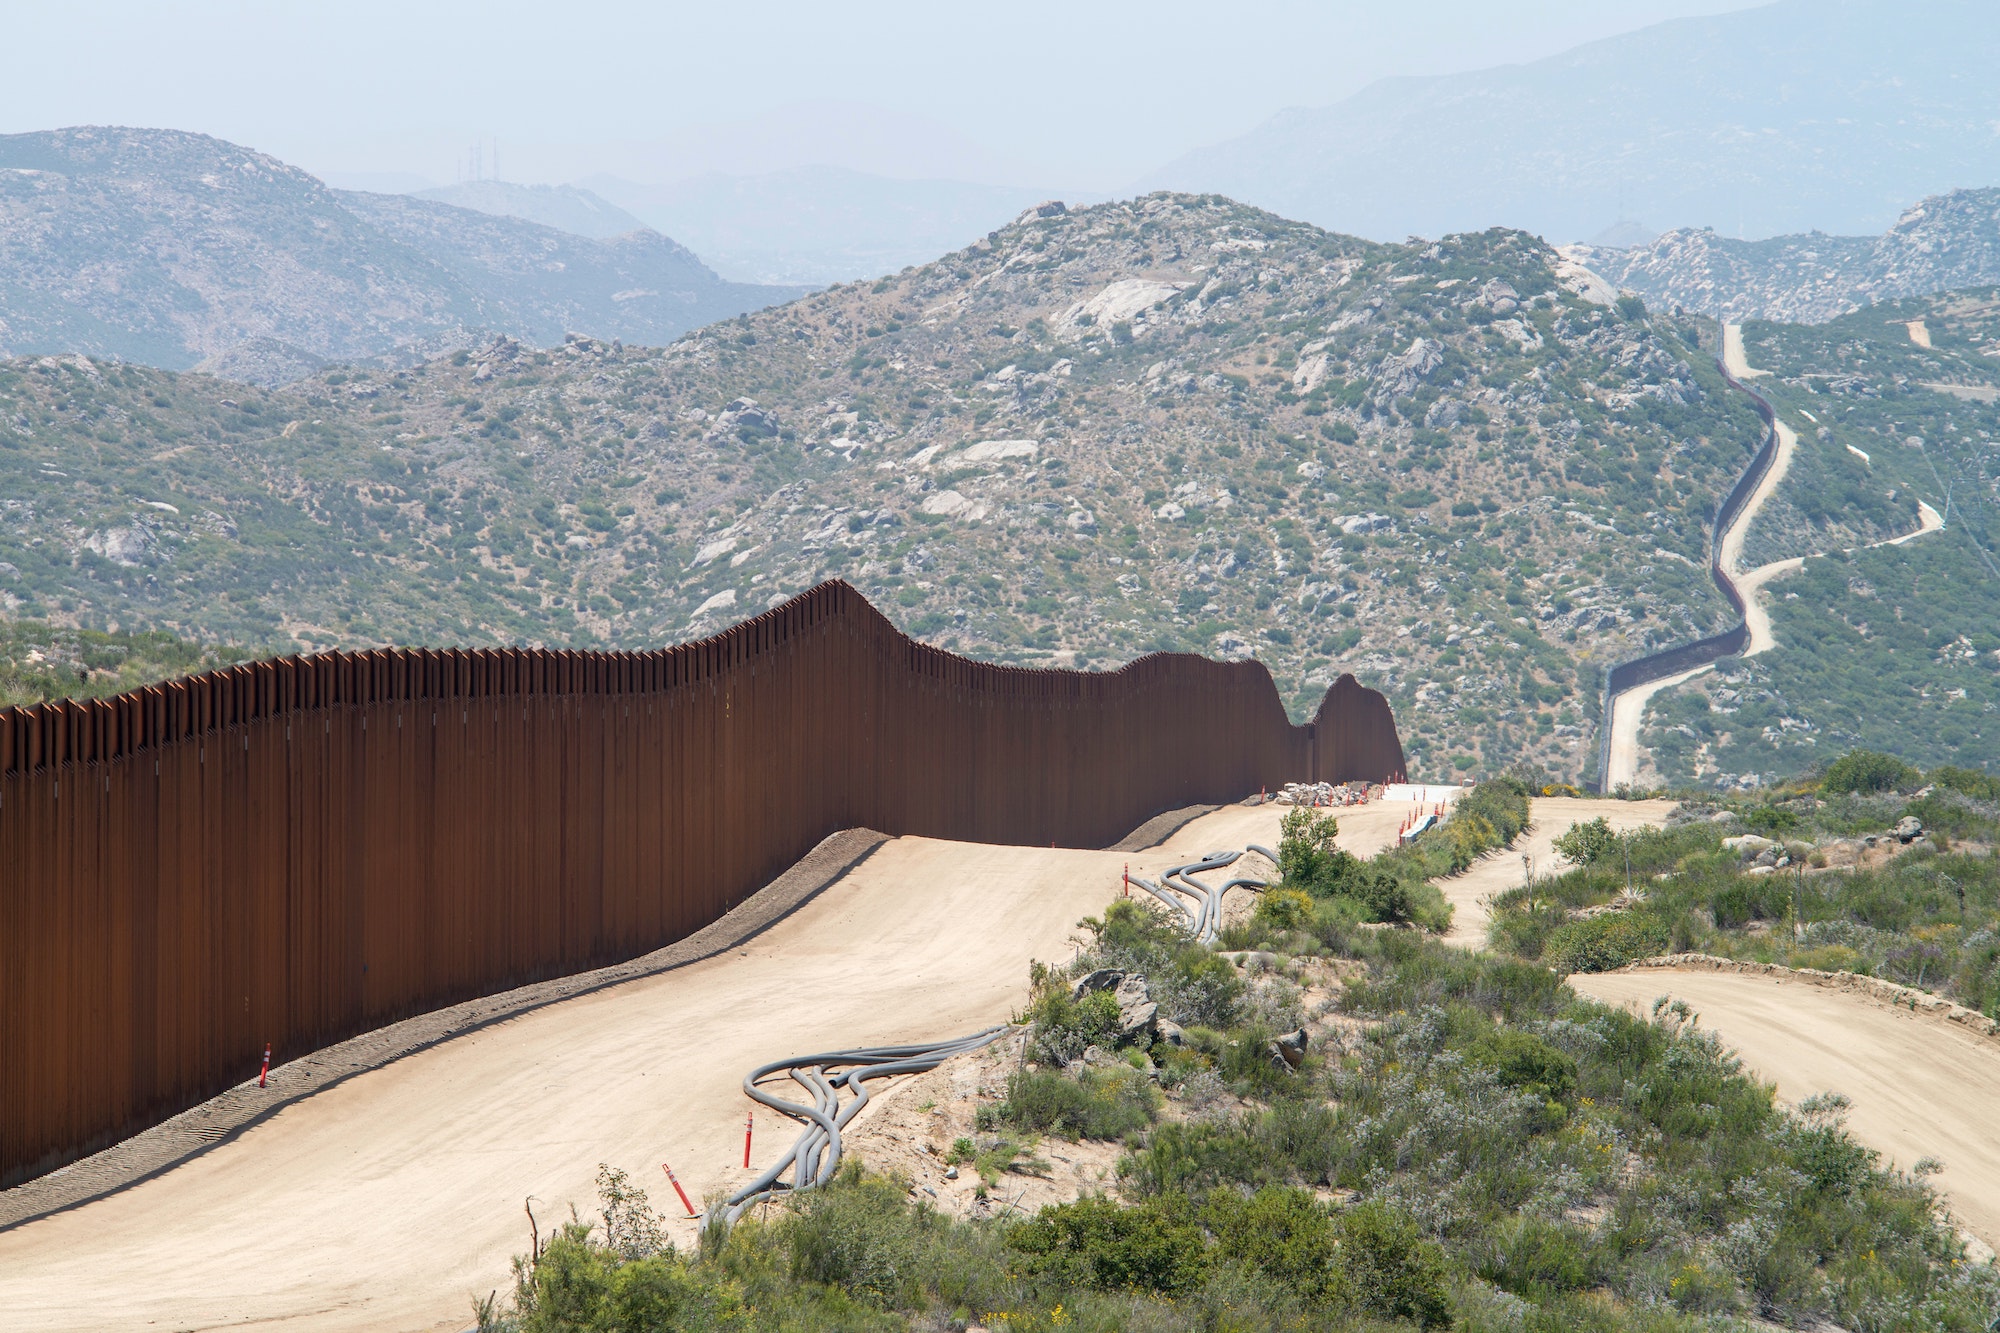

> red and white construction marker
[1122,864,1130,897]
[661,1162,698,1217]
[743,1112,754,1168]
[258,1044,271,1088]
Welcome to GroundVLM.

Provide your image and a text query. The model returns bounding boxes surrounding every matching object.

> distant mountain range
[0,127,807,384]
[1145,0,2000,246]
[413,181,651,240]
[584,167,1054,285]
[1564,188,2000,324]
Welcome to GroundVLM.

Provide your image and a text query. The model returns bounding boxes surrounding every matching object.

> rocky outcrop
[1071,969,1159,1043]
[1268,1027,1309,1071]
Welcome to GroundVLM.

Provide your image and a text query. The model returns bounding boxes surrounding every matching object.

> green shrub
[1006,1196,1208,1296]
[1477,1215,1600,1298]
[1820,749,1920,795]
[992,1067,1158,1140]
[504,1225,746,1333]
[1927,764,2000,802]
[1074,900,1243,1027]
[1709,878,1779,930]
[1023,964,1125,1064]
[1553,816,1617,866]
[1254,886,1315,931]
[1336,1201,1453,1328]
[1205,1185,1342,1304]
[1463,1027,1578,1104]
[1544,911,1671,973]
[1275,806,1343,890]
[779,1167,931,1306]
[1119,1120,1286,1197]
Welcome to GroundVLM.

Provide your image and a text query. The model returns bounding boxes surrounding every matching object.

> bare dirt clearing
[1573,967,2000,1251]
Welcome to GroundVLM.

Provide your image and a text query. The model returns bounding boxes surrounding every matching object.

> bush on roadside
[1253,886,1315,931]
[499,1224,749,1333]
[1544,911,1671,973]
[1022,962,1124,1064]
[1553,815,1618,866]
[1006,1196,1208,1296]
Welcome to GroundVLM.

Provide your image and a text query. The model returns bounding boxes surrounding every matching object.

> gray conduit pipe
[721,1027,1009,1224]
[720,836,1288,1222]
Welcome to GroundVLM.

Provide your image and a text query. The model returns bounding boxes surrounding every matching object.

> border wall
[0,581,1403,1188]
[1593,360,1778,789]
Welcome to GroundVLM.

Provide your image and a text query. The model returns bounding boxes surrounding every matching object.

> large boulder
[1268,1028,1309,1072]
[1894,816,1925,844]
[1072,969,1159,1044]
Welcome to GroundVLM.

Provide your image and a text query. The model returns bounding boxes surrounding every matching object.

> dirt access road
[0,800,1402,1333]
[1605,327,1944,790]
[1446,798,2000,1249]
[1438,797,1678,948]
[1573,968,2000,1251]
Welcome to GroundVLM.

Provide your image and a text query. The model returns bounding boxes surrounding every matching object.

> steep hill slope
[1144,0,2000,245]
[1568,189,2000,324]
[0,194,1768,782]
[0,127,803,383]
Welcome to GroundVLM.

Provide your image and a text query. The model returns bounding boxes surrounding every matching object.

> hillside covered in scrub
[1634,288,2000,788]
[470,776,2000,1333]
[0,193,1770,782]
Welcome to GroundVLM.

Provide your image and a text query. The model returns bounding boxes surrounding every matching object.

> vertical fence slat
[0,581,1400,1188]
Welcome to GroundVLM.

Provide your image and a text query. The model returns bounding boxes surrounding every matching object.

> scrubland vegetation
[475,757,1999,1331]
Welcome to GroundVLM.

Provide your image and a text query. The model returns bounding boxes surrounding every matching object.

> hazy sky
[6,1,1769,189]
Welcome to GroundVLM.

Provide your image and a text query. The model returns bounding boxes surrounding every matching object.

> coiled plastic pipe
[721,1026,1009,1223]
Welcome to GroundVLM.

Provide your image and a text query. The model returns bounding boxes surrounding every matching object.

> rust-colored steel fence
[0,581,1403,1188]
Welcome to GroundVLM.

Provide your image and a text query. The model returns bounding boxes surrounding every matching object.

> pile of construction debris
[1271,781,1372,807]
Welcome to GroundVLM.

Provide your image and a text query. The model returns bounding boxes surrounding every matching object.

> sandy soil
[1603,664,1717,792]
[1437,798,1678,948]
[1722,322,1767,379]
[1572,968,2000,1250]
[0,801,1329,1333]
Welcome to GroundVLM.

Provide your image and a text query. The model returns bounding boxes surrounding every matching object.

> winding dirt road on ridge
[1604,328,1943,790]
[1572,968,2000,1254]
